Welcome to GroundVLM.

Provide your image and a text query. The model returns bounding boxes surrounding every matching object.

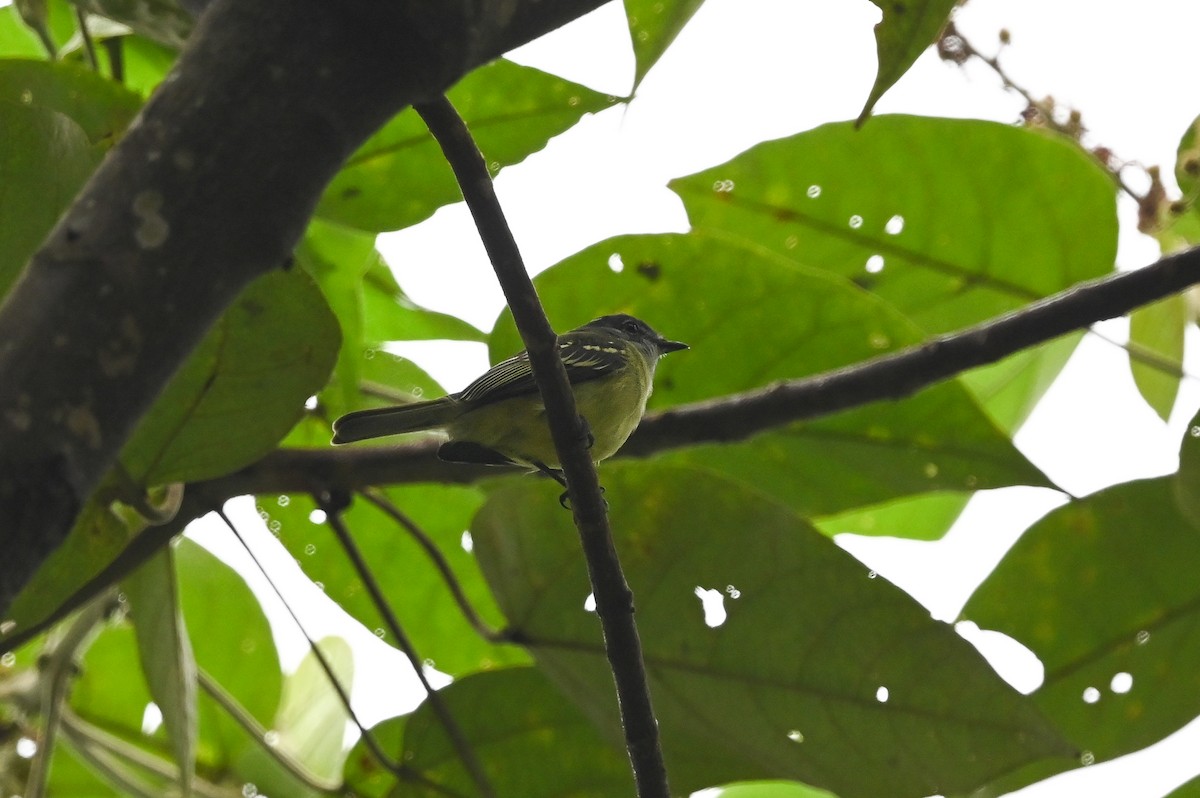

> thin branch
[73,7,100,72]
[938,21,1144,201]
[414,95,671,798]
[60,707,231,798]
[359,488,508,643]
[316,491,495,798]
[6,245,1200,658]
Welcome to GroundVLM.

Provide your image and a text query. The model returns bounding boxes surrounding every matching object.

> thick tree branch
[5,244,1200,655]
[0,0,610,617]
[414,96,672,798]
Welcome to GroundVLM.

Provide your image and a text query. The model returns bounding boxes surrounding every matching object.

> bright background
[175,1,1200,796]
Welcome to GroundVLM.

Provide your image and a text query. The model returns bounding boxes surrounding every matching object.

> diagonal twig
[413,95,671,798]
[360,488,508,643]
[315,491,496,798]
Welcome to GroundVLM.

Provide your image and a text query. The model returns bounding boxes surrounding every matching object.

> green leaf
[342,714,404,798]
[120,267,340,485]
[362,253,486,344]
[0,58,141,142]
[2,475,129,643]
[272,637,354,785]
[295,219,481,425]
[491,232,1050,519]
[1173,406,1200,529]
[624,0,705,89]
[857,0,956,124]
[473,462,1074,798]
[123,545,197,796]
[71,621,159,750]
[317,59,616,232]
[959,331,1082,434]
[1166,775,1200,798]
[0,100,98,300]
[260,484,528,677]
[671,116,1117,427]
[672,116,1117,332]
[813,490,968,541]
[346,667,635,797]
[1128,293,1186,422]
[714,782,838,798]
[175,538,283,770]
[296,218,377,414]
[0,0,75,57]
[116,34,179,97]
[963,477,1200,773]
[45,745,128,797]
[1174,114,1200,197]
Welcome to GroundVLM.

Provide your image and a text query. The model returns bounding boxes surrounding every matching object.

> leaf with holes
[473,462,1074,798]
[964,476,1200,790]
[671,116,1116,429]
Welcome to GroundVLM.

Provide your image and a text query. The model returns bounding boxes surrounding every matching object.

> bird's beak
[657,337,688,354]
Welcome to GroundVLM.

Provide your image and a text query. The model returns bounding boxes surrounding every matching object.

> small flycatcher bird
[331,314,687,475]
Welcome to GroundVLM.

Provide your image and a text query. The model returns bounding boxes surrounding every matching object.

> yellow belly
[446,365,650,468]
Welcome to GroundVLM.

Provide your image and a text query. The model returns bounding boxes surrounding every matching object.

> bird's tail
[331,397,463,444]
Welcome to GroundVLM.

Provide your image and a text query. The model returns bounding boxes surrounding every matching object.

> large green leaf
[317,59,616,232]
[294,219,482,425]
[296,218,377,415]
[676,117,1113,328]
[360,252,485,344]
[490,232,1050,520]
[175,538,283,776]
[671,116,1117,428]
[120,267,340,485]
[473,462,1074,798]
[0,100,98,299]
[857,0,956,123]
[0,58,141,141]
[673,117,1116,331]
[963,476,1200,779]
[624,0,705,89]
[346,667,635,797]
[261,484,528,677]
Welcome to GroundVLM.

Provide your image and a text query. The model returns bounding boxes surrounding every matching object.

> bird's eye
[623,319,640,333]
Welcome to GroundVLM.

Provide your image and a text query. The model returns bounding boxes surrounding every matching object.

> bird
[331,314,687,477]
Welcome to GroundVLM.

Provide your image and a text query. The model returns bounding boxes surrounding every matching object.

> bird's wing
[456,334,629,407]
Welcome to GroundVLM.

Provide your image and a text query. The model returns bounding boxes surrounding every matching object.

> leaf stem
[359,488,509,643]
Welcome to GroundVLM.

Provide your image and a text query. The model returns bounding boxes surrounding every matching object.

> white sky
[11,0,1190,795]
